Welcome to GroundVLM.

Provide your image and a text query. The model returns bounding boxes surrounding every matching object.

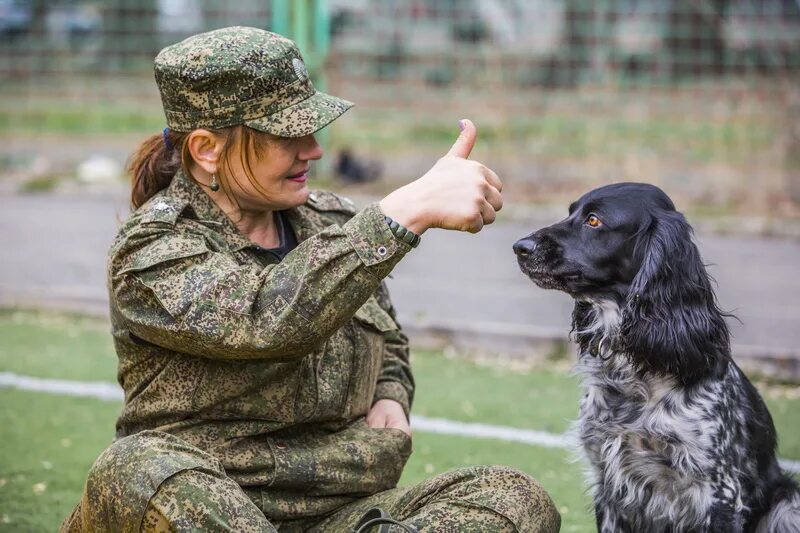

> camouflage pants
[61,430,560,533]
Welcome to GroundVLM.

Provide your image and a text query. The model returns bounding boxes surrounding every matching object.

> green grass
[16,175,63,193]
[399,433,591,533]
[412,350,581,435]
[0,389,120,532]
[0,96,779,167]
[326,113,778,169]
[0,106,165,136]
[0,310,798,532]
[0,312,117,382]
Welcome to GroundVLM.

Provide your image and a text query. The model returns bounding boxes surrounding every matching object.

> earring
[210,174,219,192]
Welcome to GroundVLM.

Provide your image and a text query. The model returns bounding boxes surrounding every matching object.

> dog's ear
[620,210,730,383]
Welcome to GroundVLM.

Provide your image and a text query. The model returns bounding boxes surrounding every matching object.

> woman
[61,27,560,532]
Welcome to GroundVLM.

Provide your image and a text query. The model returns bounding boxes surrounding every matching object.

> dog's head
[513,182,730,383]
[513,183,666,299]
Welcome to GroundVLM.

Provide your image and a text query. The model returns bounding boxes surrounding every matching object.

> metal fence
[2,0,800,211]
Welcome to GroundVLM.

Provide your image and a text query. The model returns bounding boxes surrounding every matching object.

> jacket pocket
[347,297,398,417]
[192,351,318,423]
[117,235,209,276]
[267,419,412,495]
[117,236,210,318]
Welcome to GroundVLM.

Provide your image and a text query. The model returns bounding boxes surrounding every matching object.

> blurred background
[1,0,799,215]
[1,3,799,531]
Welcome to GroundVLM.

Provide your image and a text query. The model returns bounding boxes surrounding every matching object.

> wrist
[371,398,408,421]
[373,382,411,418]
[379,190,429,235]
[385,215,421,248]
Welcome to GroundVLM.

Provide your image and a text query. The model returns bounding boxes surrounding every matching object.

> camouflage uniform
[60,26,560,532]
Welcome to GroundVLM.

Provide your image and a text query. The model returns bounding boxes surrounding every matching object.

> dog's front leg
[595,502,633,533]
[703,502,744,533]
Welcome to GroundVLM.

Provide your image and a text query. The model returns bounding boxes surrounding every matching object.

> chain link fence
[2,0,799,212]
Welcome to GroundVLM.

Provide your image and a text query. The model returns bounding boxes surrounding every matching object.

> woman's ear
[620,210,730,384]
[187,129,224,175]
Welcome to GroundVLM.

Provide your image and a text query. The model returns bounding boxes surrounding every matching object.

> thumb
[446,119,476,159]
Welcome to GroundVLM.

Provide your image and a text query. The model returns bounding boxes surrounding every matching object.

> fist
[379,119,503,235]
[366,399,411,437]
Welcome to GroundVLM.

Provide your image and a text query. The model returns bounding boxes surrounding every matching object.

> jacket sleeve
[371,281,415,417]
[110,203,412,360]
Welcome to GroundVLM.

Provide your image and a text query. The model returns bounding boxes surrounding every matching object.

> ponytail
[127,125,273,209]
[127,129,188,208]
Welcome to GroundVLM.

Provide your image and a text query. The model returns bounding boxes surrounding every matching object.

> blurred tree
[663,0,732,80]
[100,0,159,71]
[30,0,46,34]
[542,0,619,88]
[787,87,800,204]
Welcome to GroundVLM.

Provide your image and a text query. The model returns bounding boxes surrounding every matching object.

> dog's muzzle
[512,237,537,259]
[513,234,567,290]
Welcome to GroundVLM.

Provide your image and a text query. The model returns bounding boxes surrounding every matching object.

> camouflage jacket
[107,170,415,518]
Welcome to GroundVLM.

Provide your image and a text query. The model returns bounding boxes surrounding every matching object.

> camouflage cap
[154,26,353,137]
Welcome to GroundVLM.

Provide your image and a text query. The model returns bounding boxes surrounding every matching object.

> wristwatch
[384,215,421,248]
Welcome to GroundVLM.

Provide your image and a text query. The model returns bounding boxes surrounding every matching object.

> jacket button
[377,246,387,257]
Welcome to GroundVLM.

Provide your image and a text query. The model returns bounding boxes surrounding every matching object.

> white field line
[410,415,574,449]
[0,371,124,401]
[1,371,799,475]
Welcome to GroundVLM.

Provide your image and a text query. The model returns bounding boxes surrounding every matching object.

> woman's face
[224,133,323,212]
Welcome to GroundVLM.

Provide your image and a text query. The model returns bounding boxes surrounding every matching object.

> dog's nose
[513,237,537,257]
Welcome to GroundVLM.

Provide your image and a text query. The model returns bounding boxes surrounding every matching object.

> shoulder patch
[117,232,209,276]
[138,195,188,226]
[306,190,358,215]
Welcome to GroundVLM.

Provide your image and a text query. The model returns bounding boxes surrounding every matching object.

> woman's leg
[141,468,276,532]
[305,465,560,533]
[60,430,276,533]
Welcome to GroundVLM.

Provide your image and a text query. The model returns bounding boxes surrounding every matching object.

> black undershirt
[251,210,297,261]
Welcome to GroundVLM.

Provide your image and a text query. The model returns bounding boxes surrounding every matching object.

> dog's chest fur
[575,305,751,531]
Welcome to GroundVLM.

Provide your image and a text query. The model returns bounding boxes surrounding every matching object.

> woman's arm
[370,282,414,417]
[112,119,501,362]
[111,203,410,360]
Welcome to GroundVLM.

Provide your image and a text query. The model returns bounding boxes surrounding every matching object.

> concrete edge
[2,188,799,240]
[2,288,799,382]
[398,316,800,382]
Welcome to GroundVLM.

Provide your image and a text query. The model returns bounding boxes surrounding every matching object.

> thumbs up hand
[447,118,478,158]
[379,119,503,235]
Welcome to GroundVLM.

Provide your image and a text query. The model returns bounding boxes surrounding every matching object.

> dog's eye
[586,214,602,227]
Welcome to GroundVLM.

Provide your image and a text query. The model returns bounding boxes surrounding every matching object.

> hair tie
[162,127,173,151]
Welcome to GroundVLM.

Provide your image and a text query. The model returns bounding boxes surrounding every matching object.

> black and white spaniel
[513,183,799,532]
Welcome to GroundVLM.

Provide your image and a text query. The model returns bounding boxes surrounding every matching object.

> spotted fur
[574,300,759,532]
[514,183,800,532]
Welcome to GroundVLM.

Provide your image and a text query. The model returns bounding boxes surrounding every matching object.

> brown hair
[127,126,273,209]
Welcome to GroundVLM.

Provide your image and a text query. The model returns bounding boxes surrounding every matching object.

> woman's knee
[144,469,276,532]
[474,465,549,497]
[84,431,160,504]
[81,431,228,531]
[437,465,561,533]
[86,431,208,494]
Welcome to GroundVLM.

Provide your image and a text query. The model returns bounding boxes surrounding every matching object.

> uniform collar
[166,169,252,251]
[165,169,319,251]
